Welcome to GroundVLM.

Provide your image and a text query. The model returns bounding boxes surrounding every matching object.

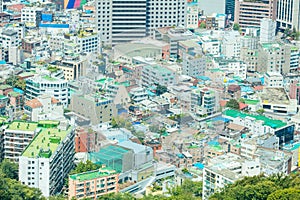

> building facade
[277,0,300,31]
[19,121,75,197]
[234,0,277,31]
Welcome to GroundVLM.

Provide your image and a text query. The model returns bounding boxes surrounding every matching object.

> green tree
[256,108,265,115]
[233,23,240,31]
[69,160,100,175]
[15,79,26,90]
[156,85,168,96]
[5,75,18,87]
[0,159,18,180]
[199,21,206,29]
[226,99,240,110]
[267,188,300,200]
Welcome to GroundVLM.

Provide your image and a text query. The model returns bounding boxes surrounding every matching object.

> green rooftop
[8,91,21,97]
[42,75,57,81]
[223,109,287,129]
[7,121,38,132]
[0,94,7,99]
[244,99,260,105]
[69,168,117,181]
[22,123,71,158]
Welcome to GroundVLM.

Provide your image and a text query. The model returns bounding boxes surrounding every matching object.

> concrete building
[223,109,295,144]
[25,75,68,107]
[186,3,201,29]
[141,65,176,87]
[182,52,206,77]
[3,122,39,162]
[200,35,220,56]
[68,168,119,200]
[264,71,283,87]
[240,48,258,72]
[53,59,88,81]
[277,0,300,31]
[212,57,247,79]
[260,18,276,43]
[106,83,130,107]
[24,95,64,121]
[154,27,195,60]
[191,87,217,116]
[129,87,149,103]
[226,0,236,20]
[221,31,241,58]
[21,7,43,27]
[96,0,187,46]
[19,121,74,197]
[234,0,277,31]
[69,93,117,126]
[0,29,18,48]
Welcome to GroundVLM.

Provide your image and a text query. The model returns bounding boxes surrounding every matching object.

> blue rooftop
[193,162,204,170]
[212,116,230,123]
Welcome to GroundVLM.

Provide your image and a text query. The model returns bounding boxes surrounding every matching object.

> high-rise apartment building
[277,0,300,31]
[96,0,187,46]
[19,121,74,197]
[234,0,277,31]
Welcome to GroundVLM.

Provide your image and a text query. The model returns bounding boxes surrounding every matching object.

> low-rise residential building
[264,72,283,88]
[223,109,295,145]
[191,87,218,116]
[129,87,148,103]
[21,7,43,27]
[68,168,119,200]
[141,65,176,87]
[182,52,206,77]
[19,121,75,197]
[24,95,64,121]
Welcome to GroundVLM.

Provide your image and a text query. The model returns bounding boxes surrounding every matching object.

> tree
[226,99,239,110]
[5,75,18,87]
[0,159,18,180]
[233,23,240,31]
[199,21,206,29]
[69,160,100,175]
[256,108,265,115]
[15,79,26,90]
[155,84,168,96]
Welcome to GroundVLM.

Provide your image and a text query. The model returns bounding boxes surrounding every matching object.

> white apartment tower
[96,0,187,46]
[260,18,276,43]
[277,0,300,31]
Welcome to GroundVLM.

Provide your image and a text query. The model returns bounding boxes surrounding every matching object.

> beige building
[54,59,87,81]
[69,94,117,126]
[234,0,277,31]
[68,168,119,200]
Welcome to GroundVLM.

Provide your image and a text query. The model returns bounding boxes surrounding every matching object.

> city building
[3,122,39,162]
[19,121,75,197]
[25,75,68,107]
[53,59,88,81]
[69,93,117,126]
[277,0,300,31]
[221,31,241,58]
[96,0,187,45]
[186,3,201,29]
[182,52,206,77]
[24,95,64,121]
[260,18,276,43]
[212,57,247,79]
[223,109,295,144]
[191,87,217,116]
[68,168,119,200]
[226,0,235,20]
[21,7,43,27]
[141,65,176,87]
[234,0,277,31]
[264,71,283,88]
[129,87,149,103]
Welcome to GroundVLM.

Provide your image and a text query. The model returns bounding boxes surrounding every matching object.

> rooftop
[223,109,287,129]
[144,65,174,75]
[6,121,38,132]
[69,168,117,181]
[261,88,289,105]
[22,122,71,158]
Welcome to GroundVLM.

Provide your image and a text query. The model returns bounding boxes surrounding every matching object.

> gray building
[69,94,117,126]
[141,65,176,87]
[182,52,206,77]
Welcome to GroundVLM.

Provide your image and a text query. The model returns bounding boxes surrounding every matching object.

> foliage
[5,75,26,90]
[256,108,265,115]
[155,84,168,96]
[47,66,58,73]
[69,160,101,175]
[21,114,29,121]
[238,98,245,103]
[209,173,300,200]
[0,159,18,180]
[233,23,240,31]
[226,99,239,110]
[199,21,206,29]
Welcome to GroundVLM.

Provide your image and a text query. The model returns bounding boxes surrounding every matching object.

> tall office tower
[260,18,276,43]
[277,0,300,31]
[96,0,187,46]
[234,0,277,31]
[146,0,187,36]
[225,0,235,20]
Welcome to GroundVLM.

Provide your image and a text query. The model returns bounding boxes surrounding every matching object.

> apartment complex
[21,7,43,27]
[19,121,75,197]
[191,87,217,116]
[3,122,39,162]
[68,168,119,200]
[234,0,277,30]
[25,75,68,107]
[96,0,187,45]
